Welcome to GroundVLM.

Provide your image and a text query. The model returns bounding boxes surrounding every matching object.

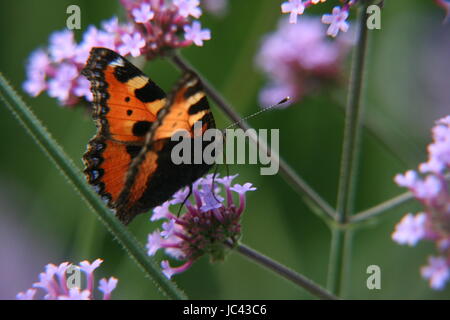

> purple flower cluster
[393,115,450,290]
[121,0,210,56]
[146,174,256,278]
[16,259,118,300]
[281,0,357,38]
[255,17,352,107]
[23,0,211,106]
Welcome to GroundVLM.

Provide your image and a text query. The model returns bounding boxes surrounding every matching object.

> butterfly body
[82,48,215,224]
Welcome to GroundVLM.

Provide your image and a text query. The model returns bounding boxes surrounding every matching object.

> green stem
[350,191,412,224]
[327,4,371,296]
[168,52,337,223]
[327,228,345,293]
[231,241,338,300]
[335,6,370,223]
[0,72,187,300]
[351,173,450,224]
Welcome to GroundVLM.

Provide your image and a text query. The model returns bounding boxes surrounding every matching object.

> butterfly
[81,47,216,225]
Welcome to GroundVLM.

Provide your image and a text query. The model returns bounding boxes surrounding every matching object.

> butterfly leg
[210,164,223,205]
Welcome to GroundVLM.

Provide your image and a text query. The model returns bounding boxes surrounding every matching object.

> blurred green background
[0,0,449,299]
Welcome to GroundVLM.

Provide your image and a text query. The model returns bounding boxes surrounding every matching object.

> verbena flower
[16,259,118,300]
[184,21,211,46]
[22,20,128,106]
[23,0,211,106]
[322,6,350,38]
[393,115,450,290]
[255,16,352,107]
[146,174,256,278]
[281,0,356,38]
[281,0,306,24]
[120,0,211,57]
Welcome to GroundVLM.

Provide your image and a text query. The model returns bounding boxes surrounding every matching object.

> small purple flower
[421,256,450,290]
[23,74,47,98]
[392,213,427,246]
[281,0,305,24]
[58,288,91,300]
[48,29,76,62]
[184,21,211,46]
[16,289,36,300]
[132,3,155,23]
[174,0,202,19]
[79,258,102,274]
[161,219,177,238]
[230,183,257,195]
[151,201,172,221]
[146,174,255,278]
[73,76,93,102]
[98,277,118,300]
[280,0,356,36]
[322,6,350,38]
[23,49,51,97]
[216,174,239,187]
[102,16,120,33]
[16,259,118,300]
[419,119,450,174]
[47,63,78,104]
[414,175,442,201]
[255,17,352,107]
[394,170,418,188]
[393,115,450,290]
[199,183,224,212]
[119,32,146,57]
[147,232,166,256]
[161,260,193,279]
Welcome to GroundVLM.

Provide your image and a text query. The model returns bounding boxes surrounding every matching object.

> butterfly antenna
[224,97,290,130]
[177,185,193,217]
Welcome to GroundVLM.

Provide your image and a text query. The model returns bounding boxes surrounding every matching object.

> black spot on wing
[113,64,142,83]
[132,121,153,136]
[126,145,142,159]
[184,80,203,99]
[188,96,209,115]
[190,112,215,131]
[134,81,166,102]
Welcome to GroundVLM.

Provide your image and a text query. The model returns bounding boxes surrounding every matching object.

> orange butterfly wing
[82,48,165,207]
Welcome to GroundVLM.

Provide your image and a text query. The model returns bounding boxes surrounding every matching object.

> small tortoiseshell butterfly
[81,48,215,225]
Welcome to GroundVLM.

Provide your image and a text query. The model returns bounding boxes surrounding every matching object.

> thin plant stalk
[351,191,413,224]
[327,3,371,296]
[229,241,338,300]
